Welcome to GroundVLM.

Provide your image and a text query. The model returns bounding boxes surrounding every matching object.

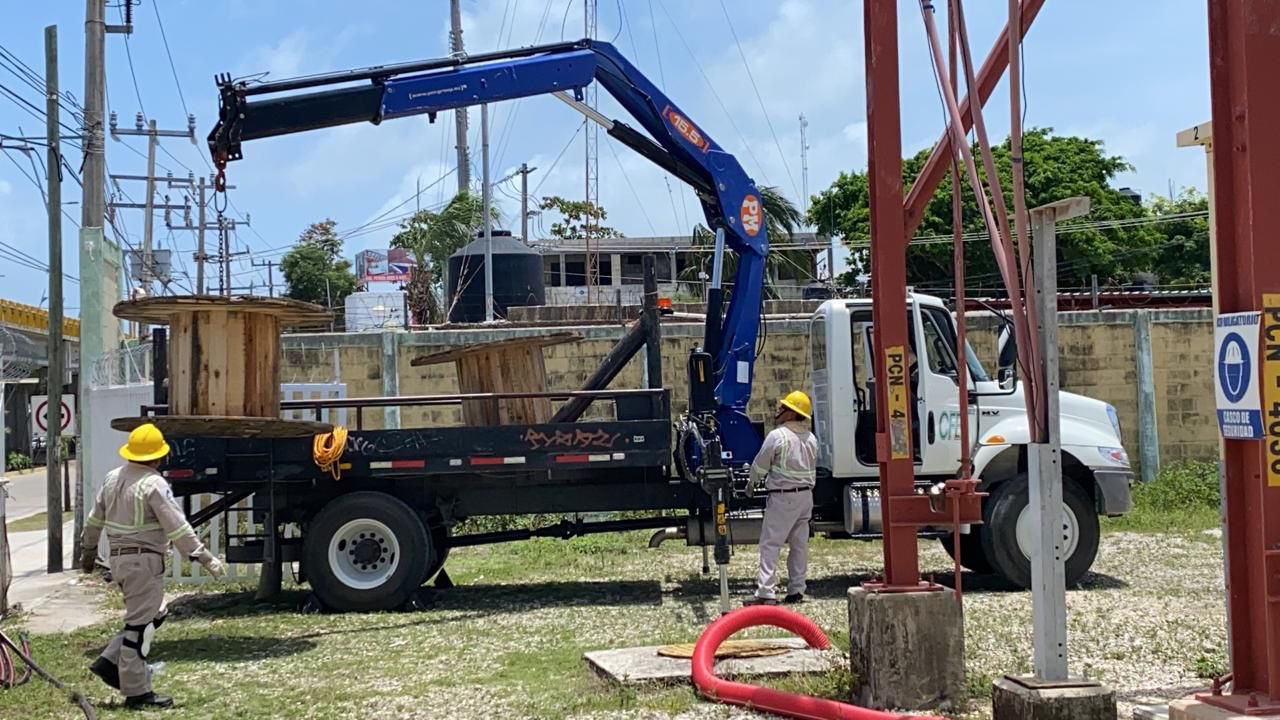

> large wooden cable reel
[110,295,334,438]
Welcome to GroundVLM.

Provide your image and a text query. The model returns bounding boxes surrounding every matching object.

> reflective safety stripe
[166,522,194,542]
[104,520,161,533]
[86,513,105,528]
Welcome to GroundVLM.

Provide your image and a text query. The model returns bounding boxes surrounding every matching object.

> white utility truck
[807,293,1134,587]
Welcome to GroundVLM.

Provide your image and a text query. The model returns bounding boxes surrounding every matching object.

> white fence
[86,380,347,584]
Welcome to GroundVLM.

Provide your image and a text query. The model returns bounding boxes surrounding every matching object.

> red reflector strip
[555,454,590,463]
[391,460,425,469]
[470,456,525,466]
[164,469,194,479]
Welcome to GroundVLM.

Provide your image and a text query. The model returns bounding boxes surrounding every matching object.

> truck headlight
[1098,446,1129,467]
[1106,404,1122,439]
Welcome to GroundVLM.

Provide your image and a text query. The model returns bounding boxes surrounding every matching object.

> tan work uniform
[81,462,210,698]
[750,421,818,600]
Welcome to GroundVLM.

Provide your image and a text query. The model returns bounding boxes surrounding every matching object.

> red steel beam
[1198,0,1280,712]
[903,0,1046,239]
[864,0,923,589]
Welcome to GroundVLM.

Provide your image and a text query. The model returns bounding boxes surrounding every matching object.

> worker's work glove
[745,473,765,498]
[196,550,226,579]
[80,547,97,574]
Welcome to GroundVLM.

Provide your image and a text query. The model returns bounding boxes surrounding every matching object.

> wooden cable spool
[111,295,334,438]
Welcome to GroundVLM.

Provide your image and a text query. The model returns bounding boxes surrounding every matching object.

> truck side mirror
[997,324,1017,388]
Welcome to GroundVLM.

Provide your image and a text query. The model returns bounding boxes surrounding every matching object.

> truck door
[915,304,970,474]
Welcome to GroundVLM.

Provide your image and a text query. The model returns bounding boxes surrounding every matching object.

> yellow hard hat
[119,423,171,463]
[779,390,812,419]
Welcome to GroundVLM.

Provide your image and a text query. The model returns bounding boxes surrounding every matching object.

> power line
[150,0,190,117]
[605,138,656,235]
[533,120,587,196]
[716,0,800,201]
[116,2,146,118]
[653,0,772,186]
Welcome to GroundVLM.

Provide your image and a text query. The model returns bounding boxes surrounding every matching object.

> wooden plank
[224,312,247,416]
[111,415,330,437]
[169,312,193,416]
[410,332,581,366]
[202,310,230,416]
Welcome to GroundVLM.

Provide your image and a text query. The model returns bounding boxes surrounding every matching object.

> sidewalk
[5,520,109,633]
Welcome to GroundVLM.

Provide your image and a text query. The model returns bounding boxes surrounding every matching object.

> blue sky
[1,0,1211,310]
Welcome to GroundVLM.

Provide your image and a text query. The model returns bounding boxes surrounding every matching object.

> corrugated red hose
[691,605,948,720]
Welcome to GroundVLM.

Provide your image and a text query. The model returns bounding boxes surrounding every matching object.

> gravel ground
[0,528,1227,720]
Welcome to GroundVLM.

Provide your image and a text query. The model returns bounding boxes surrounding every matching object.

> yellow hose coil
[313,426,348,481]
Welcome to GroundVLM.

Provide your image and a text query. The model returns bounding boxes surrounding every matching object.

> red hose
[691,606,946,720]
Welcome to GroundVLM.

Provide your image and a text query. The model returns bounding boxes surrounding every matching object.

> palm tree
[391,191,489,324]
[679,186,811,299]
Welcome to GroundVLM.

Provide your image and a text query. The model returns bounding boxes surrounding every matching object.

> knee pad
[121,622,156,660]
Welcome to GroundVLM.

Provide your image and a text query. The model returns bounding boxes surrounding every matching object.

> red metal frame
[1196,0,1280,713]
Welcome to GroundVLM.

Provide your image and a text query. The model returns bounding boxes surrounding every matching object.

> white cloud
[842,121,867,146]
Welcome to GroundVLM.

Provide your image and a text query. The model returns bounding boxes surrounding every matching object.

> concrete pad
[848,587,964,712]
[1170,696,1275,719]
[992,676,1117,720]
[1134,705,1170,720]
[584,638,835,685]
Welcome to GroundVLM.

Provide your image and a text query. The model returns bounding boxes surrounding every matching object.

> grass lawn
[6,511,73,533]
[0,463,1226,720]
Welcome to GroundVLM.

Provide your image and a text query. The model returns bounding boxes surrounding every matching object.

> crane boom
[208,39,768,462]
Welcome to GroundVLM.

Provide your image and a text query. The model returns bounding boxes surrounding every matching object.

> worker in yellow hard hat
[744,390,818,606]
[80,423,226,709]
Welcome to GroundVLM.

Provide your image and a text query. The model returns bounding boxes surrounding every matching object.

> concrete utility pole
[1027,196,1090,682]
[252,258,277,297]
[166,175,237,295]
[518,163,537,243]
[109,112,197,297]
[481,103,495,322]
[77,0,130,561]
[584,0,599,302]
[45,24,64,573]
[449,0,471,194]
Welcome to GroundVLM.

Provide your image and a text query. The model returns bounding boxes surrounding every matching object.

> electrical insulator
[134,112,144,130]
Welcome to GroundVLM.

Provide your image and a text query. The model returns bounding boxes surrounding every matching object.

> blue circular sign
[1218,331,1251,404]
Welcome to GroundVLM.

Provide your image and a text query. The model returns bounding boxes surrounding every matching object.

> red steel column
[864,0,920,588]
[1204,0,1280,708]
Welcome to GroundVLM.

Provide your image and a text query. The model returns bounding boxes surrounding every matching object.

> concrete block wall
[279,307,1220,471]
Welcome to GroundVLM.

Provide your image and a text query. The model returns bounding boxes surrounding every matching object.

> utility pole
[109,112,197,297]
[45,24,64,573]
[165,175,236,295]
[77,0,130,562]
[449,0,471,194]
[217,216,251,296]
[518,163,537,243]
[252,258,277,297]
[584,0,599,302]
[481,103,494,322]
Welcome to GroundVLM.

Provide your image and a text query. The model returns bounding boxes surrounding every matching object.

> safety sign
[1214,312,1262,440]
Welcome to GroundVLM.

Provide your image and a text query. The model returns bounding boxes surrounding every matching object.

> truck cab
[808,293,1134,587]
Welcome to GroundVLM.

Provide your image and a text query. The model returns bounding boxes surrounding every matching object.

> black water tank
[446,230,545,322]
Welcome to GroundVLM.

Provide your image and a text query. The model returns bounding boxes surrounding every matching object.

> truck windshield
[964,341,991,382]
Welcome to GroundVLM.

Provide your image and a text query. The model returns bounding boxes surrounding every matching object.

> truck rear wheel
[980,474,1099,589]
[303,492,430,612]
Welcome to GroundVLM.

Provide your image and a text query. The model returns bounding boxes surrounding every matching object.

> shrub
[1134,460,1219,512]
[5,451,33,472]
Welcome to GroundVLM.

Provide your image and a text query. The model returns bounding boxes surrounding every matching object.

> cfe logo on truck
[1214,311,1262,440]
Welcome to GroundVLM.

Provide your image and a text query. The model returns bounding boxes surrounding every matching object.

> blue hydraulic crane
[208,39,771,466]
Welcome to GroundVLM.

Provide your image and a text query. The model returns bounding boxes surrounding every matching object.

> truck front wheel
[980,474,1100,589]
[303,492,430,612]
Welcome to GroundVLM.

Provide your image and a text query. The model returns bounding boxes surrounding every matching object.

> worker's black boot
[88,657,120,689]
[125,692,174,709]
[742,596,778,607]
[782,593,805,605]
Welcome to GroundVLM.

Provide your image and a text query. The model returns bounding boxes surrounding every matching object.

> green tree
[809,129,1164,292]
[391,191,489,324]
[280,220,358,318]
[297,218,343,262]
[1146,188,1210,286]
[538,196,621,241]
[681,186,811,299]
